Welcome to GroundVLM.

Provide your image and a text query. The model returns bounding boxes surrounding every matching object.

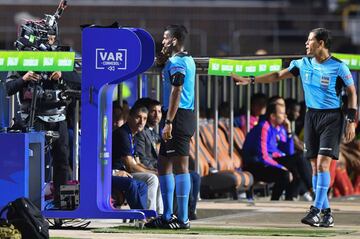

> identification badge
[320,75,330,90]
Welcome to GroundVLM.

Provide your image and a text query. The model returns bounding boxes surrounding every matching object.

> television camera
[8,1,81,131]
[14,0,68,51]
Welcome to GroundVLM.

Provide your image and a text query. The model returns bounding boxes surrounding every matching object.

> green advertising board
[208,58,282,77]
[0,51,75,72]
[333,53,360,70]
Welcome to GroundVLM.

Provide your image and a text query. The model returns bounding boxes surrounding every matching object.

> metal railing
[138,55,360,174]
[4,55,360,177]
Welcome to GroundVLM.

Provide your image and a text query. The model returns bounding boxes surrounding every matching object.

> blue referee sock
[312,174,317,193]
[159,174,175,221]
[320,172,330,209]
[322,193,330,209]
[321,174,330,209]
[312,174,317,201]
[175,173,191,223]
[314,172,330,209]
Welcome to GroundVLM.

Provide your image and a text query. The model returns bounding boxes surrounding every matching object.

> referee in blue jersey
[145,25,196,229]
[232,28,357,228]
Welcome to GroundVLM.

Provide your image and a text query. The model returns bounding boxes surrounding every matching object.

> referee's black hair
[311,28,332,50]
[165,24,188,44]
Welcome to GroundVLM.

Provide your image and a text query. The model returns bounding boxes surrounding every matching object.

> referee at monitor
[145,24,196,230]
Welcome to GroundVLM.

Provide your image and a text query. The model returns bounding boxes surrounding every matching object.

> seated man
[285,98,303,152]
[113,104,126,129]
[112,102,163,214]
[234,93,267,134]
[285,98,313,200]
[135,98,200,220]
[112,170,148,209]
[135,98,162,170]
[270,96,312,200]
[242,103,292,200]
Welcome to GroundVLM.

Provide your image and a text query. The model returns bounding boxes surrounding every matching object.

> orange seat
[223,170,254,189]
[218,120,245,148]
[190,120,254,199]
[189,137,211,176]
[200,122,241,171]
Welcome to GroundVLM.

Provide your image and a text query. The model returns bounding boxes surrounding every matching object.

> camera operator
[6,32,71,208]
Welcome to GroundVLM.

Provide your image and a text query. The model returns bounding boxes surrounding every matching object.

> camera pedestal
[0,132,45,210]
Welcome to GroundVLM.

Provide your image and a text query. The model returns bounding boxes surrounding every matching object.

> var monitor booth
[0,26,157,220]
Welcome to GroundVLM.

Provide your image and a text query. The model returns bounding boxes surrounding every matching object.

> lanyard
[124,123,136,156]
[128,132,136,156]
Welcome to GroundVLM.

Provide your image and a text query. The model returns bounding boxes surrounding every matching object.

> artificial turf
[91,225,355,237]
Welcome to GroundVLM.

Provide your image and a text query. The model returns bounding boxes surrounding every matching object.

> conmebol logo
[95,48,127,71]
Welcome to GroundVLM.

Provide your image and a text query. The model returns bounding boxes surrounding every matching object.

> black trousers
[243,160,290,200]
[274,154,312,199]
[34,119,70,201]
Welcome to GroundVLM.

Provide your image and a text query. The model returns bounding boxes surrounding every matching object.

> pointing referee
[232,28,357,228]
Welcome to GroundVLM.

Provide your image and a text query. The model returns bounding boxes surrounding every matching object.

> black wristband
[249,75,255,84]
[165,119,173,124]
[346,108,357,123]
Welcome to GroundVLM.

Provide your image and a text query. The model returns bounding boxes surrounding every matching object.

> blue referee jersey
[288,56,354,109]
[162,53,196,110]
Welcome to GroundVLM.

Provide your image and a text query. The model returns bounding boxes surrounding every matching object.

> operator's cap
[47,27,57,36]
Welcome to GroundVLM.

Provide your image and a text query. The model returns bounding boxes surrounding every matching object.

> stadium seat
[199,120,241,171]
[191,119,253,199]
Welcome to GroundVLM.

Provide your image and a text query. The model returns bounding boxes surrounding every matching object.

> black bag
[0,197,49,239]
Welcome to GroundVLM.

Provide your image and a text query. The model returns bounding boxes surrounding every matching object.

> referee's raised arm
[231,68,293,85]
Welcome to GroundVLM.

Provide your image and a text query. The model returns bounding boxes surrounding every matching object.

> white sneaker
[300,192,313,202]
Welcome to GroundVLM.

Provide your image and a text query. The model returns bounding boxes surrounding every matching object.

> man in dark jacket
[135,99,162,170]
[6,33,72,207]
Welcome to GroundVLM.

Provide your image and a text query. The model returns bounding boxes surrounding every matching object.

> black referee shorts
[303,108,344,160]
[159,108,196,157]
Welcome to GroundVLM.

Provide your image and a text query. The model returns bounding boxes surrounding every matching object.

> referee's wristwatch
[249,75,255,84]
[165,119,173,125]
